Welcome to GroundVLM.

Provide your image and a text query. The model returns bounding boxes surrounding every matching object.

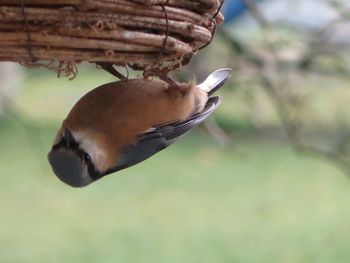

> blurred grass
[1,67,350,262]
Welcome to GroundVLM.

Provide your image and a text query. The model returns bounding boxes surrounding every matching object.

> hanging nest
[0,0,224,79]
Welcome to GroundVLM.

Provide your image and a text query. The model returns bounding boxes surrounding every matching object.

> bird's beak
[48,148,93,187]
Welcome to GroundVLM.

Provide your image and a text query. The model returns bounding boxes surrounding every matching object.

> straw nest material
[0,0,224,78]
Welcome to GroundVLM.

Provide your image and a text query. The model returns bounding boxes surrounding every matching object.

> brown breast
[63,79,203,172]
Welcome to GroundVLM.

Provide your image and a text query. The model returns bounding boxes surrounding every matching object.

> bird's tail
[197,68,232,96]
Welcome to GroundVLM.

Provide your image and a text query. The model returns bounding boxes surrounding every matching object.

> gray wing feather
[103,96,222,175]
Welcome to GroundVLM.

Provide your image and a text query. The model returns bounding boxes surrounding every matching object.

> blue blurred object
[221,0,261,24]
[221,0,247,23]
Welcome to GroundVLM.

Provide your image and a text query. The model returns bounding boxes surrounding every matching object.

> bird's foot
[160,74,191,97]
[96,62,128,81]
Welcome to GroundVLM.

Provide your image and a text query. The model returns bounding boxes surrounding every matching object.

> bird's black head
[48,129,102,187]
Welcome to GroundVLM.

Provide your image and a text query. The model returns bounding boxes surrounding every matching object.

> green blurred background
[1,66,350,263]
[2,0,350,262]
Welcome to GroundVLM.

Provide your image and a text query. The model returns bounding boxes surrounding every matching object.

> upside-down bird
[48,68,232,187]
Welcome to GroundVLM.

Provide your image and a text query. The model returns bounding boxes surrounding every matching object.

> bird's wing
[103,96,222,175]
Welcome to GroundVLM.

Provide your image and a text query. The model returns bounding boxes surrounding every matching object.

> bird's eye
[84,153,91,163]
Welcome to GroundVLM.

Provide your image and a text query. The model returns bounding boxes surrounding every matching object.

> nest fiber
[0,0,223,77]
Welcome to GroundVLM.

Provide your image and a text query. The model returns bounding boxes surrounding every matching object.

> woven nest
[0,0,224,79]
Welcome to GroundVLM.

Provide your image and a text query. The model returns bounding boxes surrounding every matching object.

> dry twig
[0,0,224,78]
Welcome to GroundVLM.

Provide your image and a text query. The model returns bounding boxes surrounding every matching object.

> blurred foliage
[178,0,350,175]
[1,56,350,263]
[2,110,350,263]
[1,1,350,262]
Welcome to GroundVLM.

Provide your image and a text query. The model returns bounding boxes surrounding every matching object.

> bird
[48,68,232,187]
